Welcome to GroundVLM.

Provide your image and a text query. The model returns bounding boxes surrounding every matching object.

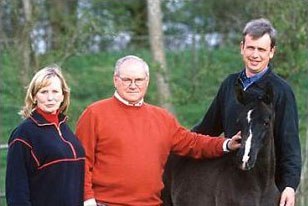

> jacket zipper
[56,124,77,159]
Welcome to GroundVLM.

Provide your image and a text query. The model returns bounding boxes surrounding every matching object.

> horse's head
[235,82,274,171]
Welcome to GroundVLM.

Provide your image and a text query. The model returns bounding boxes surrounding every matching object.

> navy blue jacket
[193,67,301,192]
[6,110,85,206]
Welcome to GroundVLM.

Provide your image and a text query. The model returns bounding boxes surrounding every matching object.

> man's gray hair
[114,55,149,76]
[242,18,277,48]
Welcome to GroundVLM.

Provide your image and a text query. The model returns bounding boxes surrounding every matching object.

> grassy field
[1,46,307,204]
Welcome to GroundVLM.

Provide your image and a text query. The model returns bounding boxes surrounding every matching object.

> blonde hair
[19,64,70,118]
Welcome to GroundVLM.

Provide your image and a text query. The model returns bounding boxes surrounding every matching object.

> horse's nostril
[240,162,252,171]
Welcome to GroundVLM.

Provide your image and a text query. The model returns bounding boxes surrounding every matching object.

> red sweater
[76,97,225,206]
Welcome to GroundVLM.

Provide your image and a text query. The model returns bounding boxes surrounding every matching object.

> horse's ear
[262,82,273,105]
[235,80,245,105]
[234,79,250,105]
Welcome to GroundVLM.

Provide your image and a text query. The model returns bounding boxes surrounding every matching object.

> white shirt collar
[114,91,144,107]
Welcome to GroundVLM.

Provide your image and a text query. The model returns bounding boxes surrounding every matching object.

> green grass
[167,46,243,127]
[0,147,7,204]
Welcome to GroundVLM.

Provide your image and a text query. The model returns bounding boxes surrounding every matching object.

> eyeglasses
[117,76,147,87]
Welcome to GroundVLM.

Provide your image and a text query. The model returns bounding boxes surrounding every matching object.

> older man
[76,55,241,206]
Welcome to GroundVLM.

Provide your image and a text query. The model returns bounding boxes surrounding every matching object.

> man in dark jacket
[193,18,301,206]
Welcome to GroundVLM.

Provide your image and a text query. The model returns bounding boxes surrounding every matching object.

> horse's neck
[255,133,276,185]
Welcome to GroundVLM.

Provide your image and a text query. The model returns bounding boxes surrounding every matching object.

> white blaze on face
[242,109,253,169]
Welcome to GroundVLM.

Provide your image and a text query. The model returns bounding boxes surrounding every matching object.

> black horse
[162,84,280,206]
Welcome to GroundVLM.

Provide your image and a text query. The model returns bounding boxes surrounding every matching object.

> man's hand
[227,131,241,151]
[280,187,295,206]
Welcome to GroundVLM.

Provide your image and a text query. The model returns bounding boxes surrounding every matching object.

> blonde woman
[6,65,85,206]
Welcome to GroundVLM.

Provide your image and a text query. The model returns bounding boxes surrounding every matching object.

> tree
[20,0,34,84]
[147,0,175,113]
[46,0,78,50]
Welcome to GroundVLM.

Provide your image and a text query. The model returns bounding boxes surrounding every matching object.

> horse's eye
[264,121,269,127]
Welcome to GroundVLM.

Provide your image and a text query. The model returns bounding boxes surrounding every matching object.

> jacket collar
[237,65,273,89]
[29,109,67,126]
[114,91,144,107]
